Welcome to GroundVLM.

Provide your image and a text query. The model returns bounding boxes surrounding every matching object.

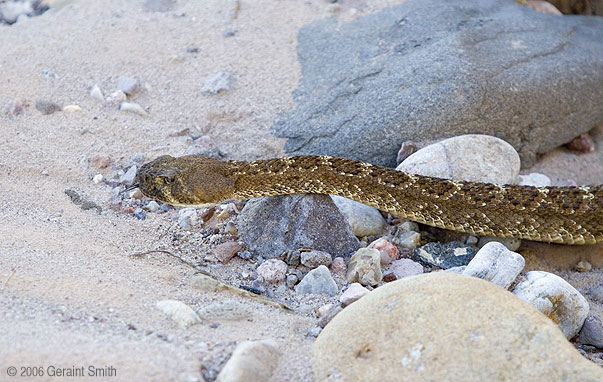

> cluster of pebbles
[78,133,602,380]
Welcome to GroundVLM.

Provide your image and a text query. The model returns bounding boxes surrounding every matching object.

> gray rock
[146,201,160,212]
[330,195,386,237]
[202,71,235,94]
[312,273,603,382]
[386,258,423,280]
[237,194,360,257]
[393,230,421,250]
[576,315,603,348]
[295,265,338,296]
[587,283,603,303]
[272,0,603,167]
[513,271,589,339]
[397,135,520,184]
[413,241,477,269]
[300,250,332,268]
[518,172,552,187]
[35,99,61,115]
[178,208,198,230]
[120,165,137,185]
[462,242,525,289]
[346,248,382,286]
[117,75,141,96]
[216,340,280,382]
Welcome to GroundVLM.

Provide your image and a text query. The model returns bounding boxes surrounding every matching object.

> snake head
[136,155,236,206]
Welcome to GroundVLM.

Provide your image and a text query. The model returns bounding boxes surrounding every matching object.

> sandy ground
[1,1,601,381]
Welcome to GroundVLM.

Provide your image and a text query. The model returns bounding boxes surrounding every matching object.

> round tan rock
[313,273,603,382]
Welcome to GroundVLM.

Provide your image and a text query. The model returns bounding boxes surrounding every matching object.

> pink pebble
[368,237,399,265]
[330,257,346,276]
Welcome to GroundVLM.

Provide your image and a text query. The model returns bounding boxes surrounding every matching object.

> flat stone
[312,273,603,381]
[346,248,382,286]
[213,241,244,263]
[330,195,386,237]
[386,258,423,280]
[295,265,338,296]
[272,0,603,167]
[300,250,332,268]
[397,135,520,184]
[513,271,589,339]
[413,241,477,269]
[237,194,360,257]
[216,340,280,382]
[156,300,201,329]
[202,71,235,94]
[462,242,525,289]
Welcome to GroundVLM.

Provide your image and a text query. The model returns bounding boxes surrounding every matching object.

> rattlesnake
[136,155,603,245]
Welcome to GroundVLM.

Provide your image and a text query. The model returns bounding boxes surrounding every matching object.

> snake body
[136,155,603,245]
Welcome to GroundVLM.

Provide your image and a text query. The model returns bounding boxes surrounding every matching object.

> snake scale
[136,155,603,245]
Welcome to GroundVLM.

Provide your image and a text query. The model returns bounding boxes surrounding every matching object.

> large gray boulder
[272,0,603,167]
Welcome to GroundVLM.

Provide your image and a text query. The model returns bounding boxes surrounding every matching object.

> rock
[35,99,61,115]
[513,271,589,339]
[62,105,82,112]
[295,265,338,296]
[111,90,127,102]
[587,283,603,303]
[368,237,398,266]
[330,257,346,276]
[90,84,104,102]
[117,75,141,96]
[178,208,198,230]
[393,230,421,250]
[413,241,477,269]
[92,174,103,184]
[443,265,466,274]
[575,260,592,272]
[312,273,603,381]
[517,172,552,187]
[223,29,236,37]
[308,327,322,337]
[133,208,146,220]
[524,0,563,14]
[0,1,32,24]
[576,315,603,348]
[237,194,360,257]
[216,340,280,382]
[462,242,525,289]
[146,200,160,212]
[90,154,111,169]
[566,132,595,152]
[339,283,369,306]
[120,165,137,185]
[300,250,332,268]
[346,248,382,286]
[156,300,201,328]
[213,241,244,263]
[120,102,148,117]
[197,300,251,321]
[397,135,520,184]
[316,304,343,328]
[257,259,287,284]
[386,258,423,280]
[330,195,386,237]
[477,236,521,252]
[202,72,235,94]
[396,141,418,165]
[272,0,603,167]
[286,274,298,288]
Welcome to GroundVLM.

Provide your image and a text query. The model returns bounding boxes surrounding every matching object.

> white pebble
[156,300,201,329]
[257,259,288,284]
[90,84,104,102]
[92,174,104,184]
[517,173,552,187]
[462,242,525,289]
[146,200,160,212]
[120,165,137,185]
[63,105,82,112]
[339,283,370,306]
[331,195,386,237]
[216,340,280,382]
[178,208,198,230]
[120,102,148,117]
[202,72,235,94]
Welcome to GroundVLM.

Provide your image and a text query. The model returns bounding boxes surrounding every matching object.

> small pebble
[213,241,244,263]
[178,208,198,230]
[63,104,82,113]
[368,237,399,266]
[576,315,603,348]
[394,230,421,249]
[413,241,477,269]
[145,200,160,212]
[386,258,423,280]
[396,141,418,164]
[35,99,62,115]
[330,256,346,276]
[575,260,592,272]
[90,84,104,102]
[237,251,253,260]
[346,248,382,286]
[7,98,25,116]
[339,283,370,306]
[286,274,298,288]
[120,165,137,185]
[128,189,143,199]
[90,154,111,169]
[111,90,127,102]
[133,208,146,220]
[295,265,338,296]
[300,250,332,269]
[215,340,280,382]
[257,259,288,284]
[397,221,419,232]
[517,173,552,187]
[117,75,141,96]
[566,133,595,152]
[308,327,322,337]
[201,72,235,94]
[40,170,49,176]
[462,242,525,289]
[92,174,104,184]
[224,221,238,234]
[223,29,236,37]
[156,300,201,329]
[382,273,397,282]
[184,45,199,53]
[120,102,148,116]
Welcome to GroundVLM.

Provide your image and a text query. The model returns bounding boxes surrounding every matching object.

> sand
[1,1,601,381]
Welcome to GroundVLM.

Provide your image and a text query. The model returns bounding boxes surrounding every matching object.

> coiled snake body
[136,155,603,245]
